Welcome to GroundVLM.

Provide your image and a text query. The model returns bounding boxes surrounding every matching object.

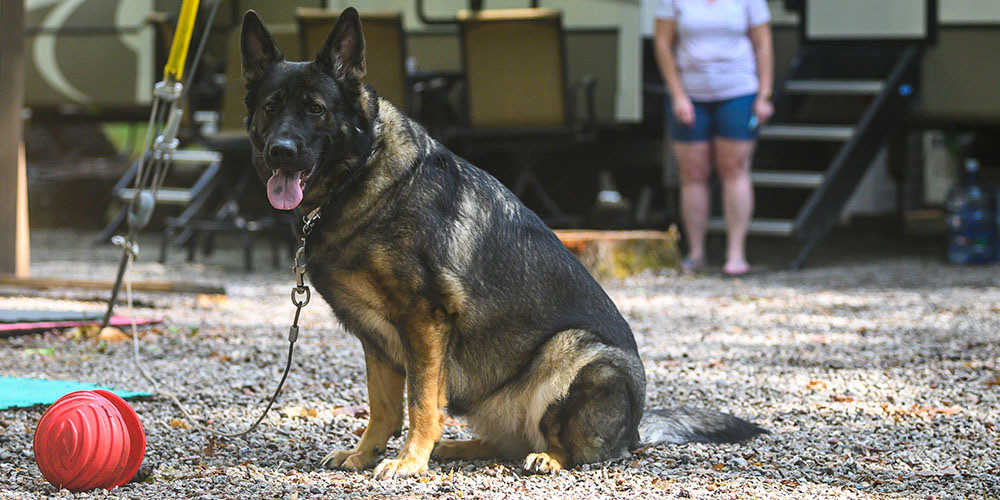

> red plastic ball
[33,390,146,491]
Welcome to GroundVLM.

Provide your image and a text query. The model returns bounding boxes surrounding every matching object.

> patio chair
[452,8,596,227]
[295,7,410,113]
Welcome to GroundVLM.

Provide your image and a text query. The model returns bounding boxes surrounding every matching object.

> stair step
[116,187,194,204]
[784,79,885,95]
[759,124,854,142]
[153,149,222,164]
[708,218,796,236]
[751,170,825,188]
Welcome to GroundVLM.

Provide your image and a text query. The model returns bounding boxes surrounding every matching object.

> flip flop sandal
[682,257,707,274]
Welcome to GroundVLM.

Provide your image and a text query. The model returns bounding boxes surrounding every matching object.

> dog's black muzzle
[267,137,299,170]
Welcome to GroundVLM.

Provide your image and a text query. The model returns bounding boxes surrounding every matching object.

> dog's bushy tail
[638,407,768,445]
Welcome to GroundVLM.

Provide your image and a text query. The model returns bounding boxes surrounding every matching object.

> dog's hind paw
[523,452,564,474]
[320,449,378,471]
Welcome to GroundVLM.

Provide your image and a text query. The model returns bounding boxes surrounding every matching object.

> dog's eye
[263,103,275,113]
[309,104,324,114]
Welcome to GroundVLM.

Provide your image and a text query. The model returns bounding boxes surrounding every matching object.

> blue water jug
[946,158,996,264]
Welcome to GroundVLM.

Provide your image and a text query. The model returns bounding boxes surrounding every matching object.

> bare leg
[713,138,755,274]
[673,141,713,266]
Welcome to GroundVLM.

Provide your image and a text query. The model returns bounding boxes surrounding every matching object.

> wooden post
[0,0,29,277]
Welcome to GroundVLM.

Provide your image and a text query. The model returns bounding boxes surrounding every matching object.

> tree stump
[556,226,681,279]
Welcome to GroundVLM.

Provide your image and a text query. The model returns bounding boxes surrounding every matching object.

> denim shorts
[667,93,758,142]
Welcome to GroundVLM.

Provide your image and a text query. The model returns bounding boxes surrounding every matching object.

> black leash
[126,207,322,438]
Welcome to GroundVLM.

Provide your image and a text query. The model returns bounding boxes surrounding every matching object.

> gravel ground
[1,228,999,499]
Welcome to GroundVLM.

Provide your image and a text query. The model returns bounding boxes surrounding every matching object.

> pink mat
[0,316,162,336]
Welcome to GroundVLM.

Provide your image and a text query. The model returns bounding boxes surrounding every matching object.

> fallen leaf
[806,379,827,391]
[281,406,318,419]
[97,327,130,343]
[904,404,962,419]
[68,325,100,340]
[832,394,855,402]
[883,404,963,420]
[985,376,1000,387]
[196,294,228,307]
[210,351,233,363]
[169,419,192,429]
[712,463,725,471]
[203,437,216,458]
[332,404,370,418]
[916,467,959,477]
[22,347,54,356]
[630,444,655,455]
[934,405,963,416]
[352,427,366,437]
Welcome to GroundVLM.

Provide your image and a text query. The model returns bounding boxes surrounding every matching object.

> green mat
[0,376,150,410]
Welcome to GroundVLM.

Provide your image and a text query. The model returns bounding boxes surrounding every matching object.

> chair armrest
[569,75,597,141]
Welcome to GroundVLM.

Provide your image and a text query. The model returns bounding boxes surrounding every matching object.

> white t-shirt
[656,0,771,101]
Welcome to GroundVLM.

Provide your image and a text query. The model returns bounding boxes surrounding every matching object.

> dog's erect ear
[241,10,283,83]
[316,7,366,85]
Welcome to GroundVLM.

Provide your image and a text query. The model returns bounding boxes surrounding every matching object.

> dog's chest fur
[302,100,448,372]
[327,270,408,367]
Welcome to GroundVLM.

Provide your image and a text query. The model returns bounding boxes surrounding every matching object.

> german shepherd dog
[241,8,765,479]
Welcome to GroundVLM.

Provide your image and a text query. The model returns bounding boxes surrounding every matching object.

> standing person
[654,0,774,276]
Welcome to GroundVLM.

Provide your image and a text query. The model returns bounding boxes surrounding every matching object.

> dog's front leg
[321,347,404,470]
[373,317,447,479]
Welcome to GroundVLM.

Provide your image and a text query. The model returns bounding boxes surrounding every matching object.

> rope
[163,0,201,81]
[116,0,296,439]
[132,0,223,206]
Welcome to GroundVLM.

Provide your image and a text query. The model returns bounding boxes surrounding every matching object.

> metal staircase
[713,45,922,268]
[97,149,223,244]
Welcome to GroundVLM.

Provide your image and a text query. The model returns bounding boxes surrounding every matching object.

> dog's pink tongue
[267,169,303,210]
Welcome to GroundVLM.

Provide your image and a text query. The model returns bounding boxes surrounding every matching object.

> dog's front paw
[372,455,428,479]
[320,449,379,471]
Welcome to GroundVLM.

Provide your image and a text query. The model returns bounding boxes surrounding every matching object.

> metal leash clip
[111,235,139,258]
[293,244,308,288]
[287,207,323,342]
[288,243,310,343]
[302,206,323,236]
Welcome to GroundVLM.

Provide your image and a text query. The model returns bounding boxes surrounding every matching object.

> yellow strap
[163,0,201,81]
